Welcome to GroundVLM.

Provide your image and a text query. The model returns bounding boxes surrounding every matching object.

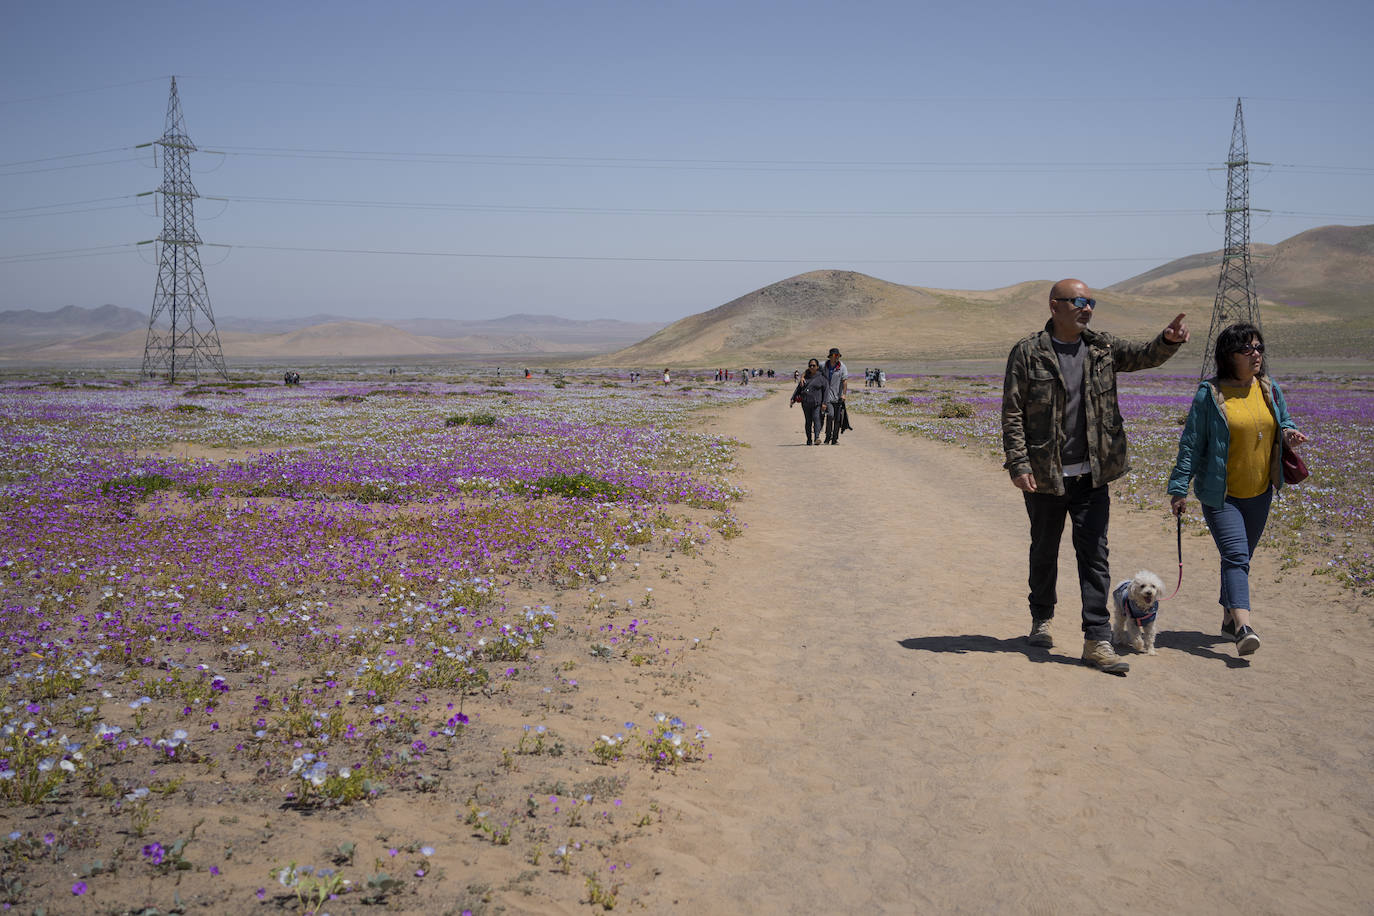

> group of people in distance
[789,347,849,445]
[1002,277,1306,674]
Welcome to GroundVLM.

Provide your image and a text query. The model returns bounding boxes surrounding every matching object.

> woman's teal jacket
[1167,376,1297,508]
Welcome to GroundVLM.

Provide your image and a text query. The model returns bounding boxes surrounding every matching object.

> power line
[158,77,1374,107]
[6,143,1373,177]
[0,78,168,106]
[170,243,1196,266]
[1,76,1366,111]
[169,145,1374,176]
[0,202,142,221]
[0,239,1192,266]
[215,196,1374,220]
[0,194,142,214]
[0,146,147,169]
[183,195,1224,219]
[205,146,1216,173]
[0,156,147,177]
[0,243,139,264]
[5,191,1368,223]
[1269,164,1374,176]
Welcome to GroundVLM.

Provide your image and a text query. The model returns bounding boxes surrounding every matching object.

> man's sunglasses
[1052,297,1097,310]
[1234,343,1265,354]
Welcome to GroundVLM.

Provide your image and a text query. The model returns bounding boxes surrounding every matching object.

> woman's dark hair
[1214,322,1266,379]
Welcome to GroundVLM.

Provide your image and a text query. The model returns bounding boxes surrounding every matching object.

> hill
[591,271,1189,367]
[1108,224,1374,359]
[589,224,1374,367]
[1110,225,1374,311]
[0,304,146,343]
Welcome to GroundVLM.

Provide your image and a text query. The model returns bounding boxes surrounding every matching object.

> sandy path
[638,389,1373,913]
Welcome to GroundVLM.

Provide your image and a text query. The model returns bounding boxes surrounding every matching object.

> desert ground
[631,387,1373,913]
[2,374,1370,915]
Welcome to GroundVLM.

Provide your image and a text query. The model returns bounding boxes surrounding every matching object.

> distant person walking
[1001,278,1188,674]
[821,348,849,444]
[1167,322,1307,657]
[790,358,828,445]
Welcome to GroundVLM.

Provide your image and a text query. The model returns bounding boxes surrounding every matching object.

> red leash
[1162,513,1183,601]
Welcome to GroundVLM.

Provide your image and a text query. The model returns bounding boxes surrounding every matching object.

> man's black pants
[824,403,841,442]
[1023,475,1111,641]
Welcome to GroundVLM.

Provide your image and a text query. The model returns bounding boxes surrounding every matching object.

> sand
[626,388,1373,913]
[11,383,1371,914]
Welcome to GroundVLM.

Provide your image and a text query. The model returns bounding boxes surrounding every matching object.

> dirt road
[639,388,1372,913]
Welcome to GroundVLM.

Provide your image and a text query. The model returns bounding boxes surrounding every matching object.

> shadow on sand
[897,634,1083,668]
[1153,628,1251,668]
[897,630,1249,670]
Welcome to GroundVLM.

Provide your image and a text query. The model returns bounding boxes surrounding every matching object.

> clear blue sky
[3,0,1371,323]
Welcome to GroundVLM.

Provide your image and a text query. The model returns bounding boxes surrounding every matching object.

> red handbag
[1282,442,1309,485]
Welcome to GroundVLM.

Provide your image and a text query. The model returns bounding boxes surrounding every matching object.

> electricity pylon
[141,77,227,381]
[1200,97,1267,377]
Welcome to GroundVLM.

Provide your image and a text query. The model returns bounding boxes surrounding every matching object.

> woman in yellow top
[1167,323,1307,656]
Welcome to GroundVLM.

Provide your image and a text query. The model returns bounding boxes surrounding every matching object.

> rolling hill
[590,224,1373,366]
[592,272,1196,366]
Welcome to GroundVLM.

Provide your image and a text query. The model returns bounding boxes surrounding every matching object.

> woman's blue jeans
[1201,487,1273,611]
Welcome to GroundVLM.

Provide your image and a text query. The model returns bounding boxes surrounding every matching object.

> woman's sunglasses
[1234,343,1265,355]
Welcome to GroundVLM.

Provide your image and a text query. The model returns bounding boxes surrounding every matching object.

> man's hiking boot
[1082,639,1130,674]
[1028,618,1054,648]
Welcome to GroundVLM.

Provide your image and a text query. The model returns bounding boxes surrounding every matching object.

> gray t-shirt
[1052,337,1089,476]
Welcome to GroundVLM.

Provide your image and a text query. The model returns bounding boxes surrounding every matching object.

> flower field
[849,372,1374,592]
[0,371,760,913]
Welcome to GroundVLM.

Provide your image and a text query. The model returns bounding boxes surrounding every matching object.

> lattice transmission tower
[1200,97,1267,377]
[141,77,227,381]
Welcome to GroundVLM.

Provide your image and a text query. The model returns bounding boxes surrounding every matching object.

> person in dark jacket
[791,359,828,445]
[1002,278,1189,674]
[1167,322,1307,657]
[821,347,849,444]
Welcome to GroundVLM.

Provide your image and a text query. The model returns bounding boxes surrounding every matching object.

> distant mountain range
[0,308,668,362]
[3,225,1369,366]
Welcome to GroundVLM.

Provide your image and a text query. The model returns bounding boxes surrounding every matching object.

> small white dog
[1110,570,1165,655]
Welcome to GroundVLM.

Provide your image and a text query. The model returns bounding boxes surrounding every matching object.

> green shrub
[532,473,624,501]
[445,413,498,428]
[100,474,178,500]
[937,396,976,419]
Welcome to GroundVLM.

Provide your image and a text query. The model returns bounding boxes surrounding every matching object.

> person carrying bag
[1167,322,1308,658]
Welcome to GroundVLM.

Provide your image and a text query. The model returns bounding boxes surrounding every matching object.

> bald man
[1001,279,1189,674]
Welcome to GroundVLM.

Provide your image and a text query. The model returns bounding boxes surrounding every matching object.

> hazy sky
[3,0,1371,323]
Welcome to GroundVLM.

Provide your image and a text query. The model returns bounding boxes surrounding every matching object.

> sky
[2,0,1372,324]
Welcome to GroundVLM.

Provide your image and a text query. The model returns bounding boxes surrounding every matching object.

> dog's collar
[1114,581,1158,627]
